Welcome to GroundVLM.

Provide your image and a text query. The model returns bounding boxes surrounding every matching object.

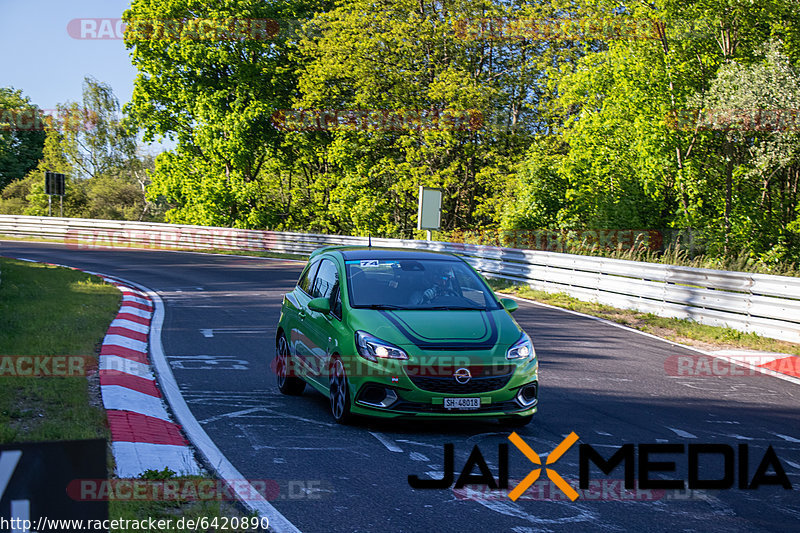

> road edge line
[98,274,303,533]
[501,293,800,387]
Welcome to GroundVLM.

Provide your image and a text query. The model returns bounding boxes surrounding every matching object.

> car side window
[298,260,320,295]
[331,283,343,318]
[311,259,338,300]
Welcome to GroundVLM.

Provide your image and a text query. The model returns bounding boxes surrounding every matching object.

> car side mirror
[500,298,518,313]
[308,297,331,314]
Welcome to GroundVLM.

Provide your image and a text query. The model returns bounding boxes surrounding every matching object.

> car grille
[406,370,514,394]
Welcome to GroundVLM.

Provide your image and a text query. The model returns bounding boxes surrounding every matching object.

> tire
[499,414,533,428]
[329,357,353,424]
[276,335,305,396]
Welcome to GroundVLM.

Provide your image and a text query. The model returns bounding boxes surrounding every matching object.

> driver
[411,268,456,304]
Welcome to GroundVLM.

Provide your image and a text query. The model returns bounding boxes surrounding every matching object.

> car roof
[312,246,462,262]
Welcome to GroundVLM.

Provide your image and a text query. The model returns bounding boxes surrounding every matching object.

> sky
[0,0,173,153]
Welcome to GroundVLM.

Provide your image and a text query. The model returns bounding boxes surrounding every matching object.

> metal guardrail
[1,214,799,344]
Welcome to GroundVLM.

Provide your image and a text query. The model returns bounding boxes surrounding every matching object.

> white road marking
[168,354,249,370]
[505,293,800,387]
[200,327,270,336]
[252,445,356,451]
[472,498,599,526]
[409,451,429,461]
[396,439,440,448]
[198,407,267,425]
[125,278,301,533]
[666,427,697,439]
[771,432,800,443]
[724,434,755,440]
[370,431,404,453]
[594,431,612,436]
[259,410,337,428]
[465,432,510,445]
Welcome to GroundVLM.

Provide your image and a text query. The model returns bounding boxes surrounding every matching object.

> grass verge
[0,258,256,531]
[488,278,800,356]
[0,257,119,443]
[109,469,260,533]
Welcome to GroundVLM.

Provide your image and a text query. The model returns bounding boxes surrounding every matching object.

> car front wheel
[329,357,353,424]
[276,335,305,396]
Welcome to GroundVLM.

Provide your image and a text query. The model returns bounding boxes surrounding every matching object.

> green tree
[288,0,575,235]
[124,0,329,228]
[82,152,160,221]
[697,40,800,261]
[0,88,46,189]
[59,77,136,180]
[2,79,160,221]
[21,129,87,217]
[506,0,800,264]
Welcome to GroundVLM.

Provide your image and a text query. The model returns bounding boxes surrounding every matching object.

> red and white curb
[7,256,297,532]
[96,274,202,478]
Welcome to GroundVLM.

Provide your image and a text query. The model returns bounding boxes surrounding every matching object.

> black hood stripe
[378,310,499,350]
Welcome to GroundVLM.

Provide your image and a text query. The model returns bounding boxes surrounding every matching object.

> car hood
[348,308,523,350]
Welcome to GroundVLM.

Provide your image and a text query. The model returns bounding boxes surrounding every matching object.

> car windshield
[345,258,501,310]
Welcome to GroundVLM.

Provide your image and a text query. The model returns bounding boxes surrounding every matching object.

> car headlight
[355,331,408,362]
[507,332,535,360]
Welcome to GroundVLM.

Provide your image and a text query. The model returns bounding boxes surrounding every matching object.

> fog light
[516,383,538,408]
[357,386,398,408]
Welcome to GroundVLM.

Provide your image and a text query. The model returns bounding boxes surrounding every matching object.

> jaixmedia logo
[408,432,793,501]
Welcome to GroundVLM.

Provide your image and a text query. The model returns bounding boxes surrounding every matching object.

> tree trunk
[724,140,734,255]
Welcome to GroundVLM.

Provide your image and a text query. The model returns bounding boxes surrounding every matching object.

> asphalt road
[2,241,799,533]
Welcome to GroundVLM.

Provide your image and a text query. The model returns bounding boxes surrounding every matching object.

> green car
[274,246,538,426]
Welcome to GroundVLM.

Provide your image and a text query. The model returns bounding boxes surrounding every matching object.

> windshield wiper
[362,304,405,309]
[423,306,483,310]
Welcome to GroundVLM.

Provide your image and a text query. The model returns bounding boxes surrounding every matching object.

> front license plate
[444,397,480,410]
